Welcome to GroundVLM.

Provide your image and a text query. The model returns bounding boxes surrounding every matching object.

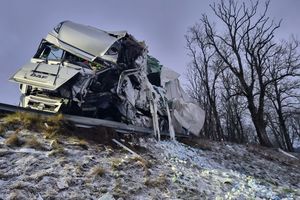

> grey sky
[0,0,299,105]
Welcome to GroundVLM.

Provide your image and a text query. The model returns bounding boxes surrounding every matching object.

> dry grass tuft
[130,156,151,175]
[21,113,43,130]
[130,156,151,168]
[48,139,66,156]
[1,112,74,140]
[43,114,64,138]
[48,146,66,156]
[8,191,21,200]
[113,178,128,199]
[5,133,23,147]
[282,188,297,194]
[0,125,5,136]
[111,158,123,170]
[46,114,65,130]
[195,140,213,151]
[0,113,6,119]
[2,112,23,126]
[90,166,106,177]
[144,173,167,187]
[25,136,44,150]
[43,114,74,139]
[2,112,43,131]
[179,137,213,151]
[77,139,89,150]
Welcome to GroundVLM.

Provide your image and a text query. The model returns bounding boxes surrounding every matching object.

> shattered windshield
[42,45,64,60]
[34,41,96,69]
[34,41,64,61]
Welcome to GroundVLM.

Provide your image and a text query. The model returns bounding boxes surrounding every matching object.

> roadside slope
[0,114,299,199]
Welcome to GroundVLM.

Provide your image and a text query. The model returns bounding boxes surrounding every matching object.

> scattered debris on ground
[0,113,299,199]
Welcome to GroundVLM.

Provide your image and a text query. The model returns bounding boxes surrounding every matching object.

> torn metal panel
[70,69,95,104]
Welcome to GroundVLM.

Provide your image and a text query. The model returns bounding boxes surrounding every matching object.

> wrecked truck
[10,21,205,138]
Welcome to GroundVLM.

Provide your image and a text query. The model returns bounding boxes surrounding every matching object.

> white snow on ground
[143,139,299,199]
[0,136,5,143]
[0,126,299,199]
[153,140,222,169]
[293,138,300,152]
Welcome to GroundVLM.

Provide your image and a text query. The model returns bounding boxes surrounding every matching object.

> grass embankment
[0,112,72,149]
[0,112,118,150]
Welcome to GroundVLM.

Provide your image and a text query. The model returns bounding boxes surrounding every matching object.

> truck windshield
[34,41,64,61]
[34,40,94,70]
[42,45,64,60]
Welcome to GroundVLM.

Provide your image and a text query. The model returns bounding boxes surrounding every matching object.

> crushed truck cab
[11,21,205,137]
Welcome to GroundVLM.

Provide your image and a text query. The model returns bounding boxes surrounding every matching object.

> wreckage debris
[10,21,205,138]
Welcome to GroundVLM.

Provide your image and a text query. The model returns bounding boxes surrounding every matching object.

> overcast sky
[0,0,299,105]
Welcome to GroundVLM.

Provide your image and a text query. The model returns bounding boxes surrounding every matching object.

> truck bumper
[21,95,63,113]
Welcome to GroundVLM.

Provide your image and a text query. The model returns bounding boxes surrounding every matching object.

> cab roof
[47,21,127,60]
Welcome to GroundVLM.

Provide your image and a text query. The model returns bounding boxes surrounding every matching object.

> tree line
[186,0,300,151]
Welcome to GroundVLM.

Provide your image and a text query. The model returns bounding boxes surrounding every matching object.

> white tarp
[160,67,205,136]
[172,98,205,136]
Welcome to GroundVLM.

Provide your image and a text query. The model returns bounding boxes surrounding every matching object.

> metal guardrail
[0,103,190,138]
[0,103,156,136]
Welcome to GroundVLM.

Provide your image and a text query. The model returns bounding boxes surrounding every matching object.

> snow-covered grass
[0,113,299,199]
[152,140,222,169]
[143,138,300,199]
[293,138,300,152]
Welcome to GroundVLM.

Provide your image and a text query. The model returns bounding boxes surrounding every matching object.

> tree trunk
[278,111,294,151]
[247,98,273,147]
[253,115,272,147]
[212,103,224,141]
[274,82,294,152]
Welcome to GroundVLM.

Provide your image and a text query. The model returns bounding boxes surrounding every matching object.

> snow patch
[0,136,5,144]
[153,140,222,169]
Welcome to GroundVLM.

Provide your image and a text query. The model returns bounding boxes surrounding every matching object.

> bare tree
[265,38,300,151]
[289,114,300,145]
[186,0,300,149]
[220,70,247,143]
[186,25,225,141]
[199,0,284,147]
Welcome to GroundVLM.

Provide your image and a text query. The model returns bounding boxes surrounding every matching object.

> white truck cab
[10,21,205,137]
